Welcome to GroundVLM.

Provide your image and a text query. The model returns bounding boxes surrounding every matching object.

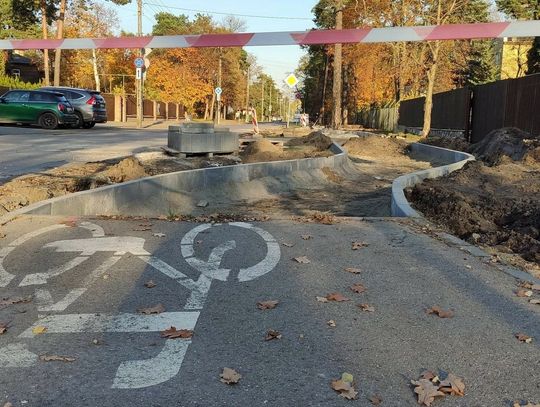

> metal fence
[397,73,540,142]
[356,106,399,132]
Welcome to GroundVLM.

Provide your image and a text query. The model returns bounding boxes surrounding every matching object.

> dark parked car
[0,89,77,130]
[41,86,107,129]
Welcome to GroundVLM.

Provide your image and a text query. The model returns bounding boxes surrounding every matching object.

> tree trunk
[209,92,215,121]
[421,41,440,137]
[92,49,100,91]
[204,99,209,120]
[53,0,66,86]
[331,0,343,129]
[41,0,50,86]
[320,52,329,125]
[165,103,169,121]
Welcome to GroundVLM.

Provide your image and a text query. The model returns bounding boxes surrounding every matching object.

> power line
[143,2,313,21]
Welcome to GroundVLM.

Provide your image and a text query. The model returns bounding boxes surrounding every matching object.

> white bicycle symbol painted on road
[0,221,280,389]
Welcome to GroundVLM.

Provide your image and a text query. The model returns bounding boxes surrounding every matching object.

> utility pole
[269,85,272,120]
[261,79,264,122]
[136,0,144,128]
[53,0,66,86]
[245,65,250,109]
[216,48,222,124]
[331,0,343,130]
[40,0,49,86]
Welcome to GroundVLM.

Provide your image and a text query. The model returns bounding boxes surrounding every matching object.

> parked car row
[0,86,107,130]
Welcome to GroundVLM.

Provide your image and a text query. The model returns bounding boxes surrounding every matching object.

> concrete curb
[391,143,475,217]
[1,143,347,222]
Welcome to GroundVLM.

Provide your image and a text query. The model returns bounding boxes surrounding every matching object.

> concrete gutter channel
[1,141,537,284]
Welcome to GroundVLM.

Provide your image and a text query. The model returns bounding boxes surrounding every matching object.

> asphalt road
[0,121,258,182]
[0,215,538,406]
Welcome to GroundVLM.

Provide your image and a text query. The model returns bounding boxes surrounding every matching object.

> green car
[0,89,78,130]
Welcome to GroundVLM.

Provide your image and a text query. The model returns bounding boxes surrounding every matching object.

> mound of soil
[421,136,470,152]
[241,138,332,164]
[285,131,333,150]
[407,160,540,267]
[469,127,540,166]
[101,156,148,183]
[343,135,408,159]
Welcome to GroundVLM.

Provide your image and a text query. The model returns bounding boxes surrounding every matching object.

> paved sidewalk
[0,216,538,406]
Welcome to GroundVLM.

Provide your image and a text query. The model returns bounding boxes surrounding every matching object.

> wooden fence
[356,106,399,132]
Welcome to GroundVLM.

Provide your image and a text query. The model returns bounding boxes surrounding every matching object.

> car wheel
[72,112,84,128]
[82,121,96,129]
[39,112,59,130]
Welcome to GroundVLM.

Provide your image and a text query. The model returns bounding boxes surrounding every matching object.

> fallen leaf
[331,378,358,400]
[32,325,47,335]
[293,256,311,264]
[516,289,533,297]
[220,367,241,384]
[139,223,153,227]
[420,370,437,381]
[411,379,445,406]
[358,303,375,312]
[326,293,350,302]
[316,296,329,303]
[133,227,151,231]
[426,306,454,318]
[282,242,294,247]
[0,322,8,334]
[352,241,369,250]
[327,320,336,327]
[438,373,465,396]
[0,296,32,307]
[518,281,534,289]
[350,283,366,294]
[513,402,540,407]
[529,299,540,305]
[161,327,193,339]
[144,280,156,288]
[465,265,472,269]
[369,394,383,405]
[3,403,13,407]
[344,267,362,274]
[265,329,282,341]
[137,303,165,314]
[341,372,354,383]
[153,232,166,238]
[39,355,76,362]
[301,235,313,240]
[515,333,533,343]
[257,300,279,310]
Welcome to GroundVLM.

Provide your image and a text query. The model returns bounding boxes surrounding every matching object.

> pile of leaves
[411,370,465,406]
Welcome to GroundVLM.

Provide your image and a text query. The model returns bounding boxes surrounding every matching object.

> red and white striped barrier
[1,21,538,50]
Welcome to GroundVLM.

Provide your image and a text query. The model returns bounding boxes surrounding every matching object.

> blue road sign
[134,57,144,68]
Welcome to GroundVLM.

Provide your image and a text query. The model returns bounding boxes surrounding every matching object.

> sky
[103,0,318,84]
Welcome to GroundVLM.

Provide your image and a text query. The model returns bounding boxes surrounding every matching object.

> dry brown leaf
[326,293,350,302]
[144,280,156,288]
[0,322,8,335]
[516,289,533,297]
[411,379,445,406]
[257,300,279,310]
[515,333,533,343]
[32,325,47,335]
[518,281,534,289]
[301,235,313,240]
[426,306,454,318]
[529,299,540,305]
[344,267,362,274]
[293,256,311,264]
[331,379,358,400]
[265,329,282,341]
[310,212,335,225]
[0,296,32,307]
[369,394,383,405]
[220,367,241,384]
[133,227,151,231]
[137,303,165,314]
[282,242,294,247]
[40,354,76,362]
[513,402,540,407]
[350,283,366,294]
[358,303,375,312]
[420,370,437,381]
[352,241,369,250]
[438,373,465,396]
[161,327,193,339]
[316,296,329,303]
[327,320,336,327]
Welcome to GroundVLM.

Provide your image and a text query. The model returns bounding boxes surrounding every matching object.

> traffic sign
[135,67,142,80]
[134,57,144,68]
[285,73,298,88]
[214,87,222,95]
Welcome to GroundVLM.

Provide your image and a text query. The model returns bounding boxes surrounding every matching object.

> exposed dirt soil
[420,135,471,152]
[240,135,332,164]
[407,128,540,275]
[343,135,409,158]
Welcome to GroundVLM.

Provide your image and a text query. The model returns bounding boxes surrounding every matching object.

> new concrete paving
[0,215,538,406]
